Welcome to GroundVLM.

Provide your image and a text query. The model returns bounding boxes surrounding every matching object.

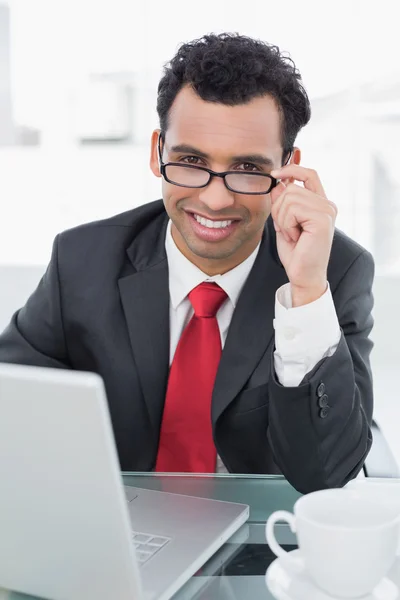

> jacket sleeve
[0,235,71,369]
[267,249,374,493]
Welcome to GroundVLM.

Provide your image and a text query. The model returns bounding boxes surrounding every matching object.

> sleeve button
[318,394,329,408]
[319,406,330,419]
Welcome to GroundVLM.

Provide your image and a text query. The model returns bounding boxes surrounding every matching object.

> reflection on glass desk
[0,473,301,600]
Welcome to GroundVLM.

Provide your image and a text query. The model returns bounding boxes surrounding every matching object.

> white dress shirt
[165,220,341,473]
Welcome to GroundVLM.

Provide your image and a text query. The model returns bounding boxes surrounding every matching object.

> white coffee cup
[266,488,400,598]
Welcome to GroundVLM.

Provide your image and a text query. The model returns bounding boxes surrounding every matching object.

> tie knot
[188,282,227,318]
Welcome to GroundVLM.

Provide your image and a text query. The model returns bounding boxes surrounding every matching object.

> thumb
[270,180,286,204]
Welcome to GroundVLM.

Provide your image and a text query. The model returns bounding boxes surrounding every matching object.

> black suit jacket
[0,200,374,493]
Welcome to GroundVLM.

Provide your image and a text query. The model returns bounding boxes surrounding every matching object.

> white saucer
[265,550,399,600]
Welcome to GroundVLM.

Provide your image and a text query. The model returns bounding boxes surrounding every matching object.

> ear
[150,129,162,178]
[282,147,301,185]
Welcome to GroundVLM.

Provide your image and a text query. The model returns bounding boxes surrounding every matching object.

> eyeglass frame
[157,134,292,196]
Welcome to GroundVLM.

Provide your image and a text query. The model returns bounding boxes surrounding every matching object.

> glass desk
[0,473,302,600]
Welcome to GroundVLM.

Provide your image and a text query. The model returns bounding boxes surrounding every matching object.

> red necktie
[155,282,227,473]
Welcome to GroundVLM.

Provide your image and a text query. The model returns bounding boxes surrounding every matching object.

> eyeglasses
[158,135,291,196]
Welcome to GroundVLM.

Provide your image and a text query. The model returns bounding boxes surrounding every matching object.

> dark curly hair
[157,33,311,164]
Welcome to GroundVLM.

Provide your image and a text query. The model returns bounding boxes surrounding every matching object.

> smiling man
[0,33,374,493]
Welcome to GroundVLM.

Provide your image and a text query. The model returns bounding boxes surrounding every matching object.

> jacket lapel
[212,217,289,424]
[118,211,170,440]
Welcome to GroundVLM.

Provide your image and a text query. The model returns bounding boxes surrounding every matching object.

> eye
[180,156,204,165]
[235,162,261,172]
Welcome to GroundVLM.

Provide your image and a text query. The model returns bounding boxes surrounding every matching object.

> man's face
[150,86,297,275]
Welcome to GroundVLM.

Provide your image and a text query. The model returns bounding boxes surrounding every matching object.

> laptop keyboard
[132,531,171,565]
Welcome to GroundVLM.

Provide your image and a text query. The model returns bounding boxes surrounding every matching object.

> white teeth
[194,214,232,228]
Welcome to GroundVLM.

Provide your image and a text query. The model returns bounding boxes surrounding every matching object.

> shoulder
[330,228,374,270]
[328,228,374,289]
[55,199,166,272]
[57,199,165,251]
[58,199,165,241]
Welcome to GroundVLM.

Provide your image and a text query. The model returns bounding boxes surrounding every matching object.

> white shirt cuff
[273,282,341,387]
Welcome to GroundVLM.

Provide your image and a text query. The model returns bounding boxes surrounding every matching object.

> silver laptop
[0,363,249,600]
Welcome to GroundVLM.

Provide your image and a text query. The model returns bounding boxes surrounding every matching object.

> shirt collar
[165,220,260,310]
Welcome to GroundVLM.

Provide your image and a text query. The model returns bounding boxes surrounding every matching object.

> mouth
[185,211,241,242]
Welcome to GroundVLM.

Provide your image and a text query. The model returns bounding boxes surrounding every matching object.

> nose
[198,175,235,213]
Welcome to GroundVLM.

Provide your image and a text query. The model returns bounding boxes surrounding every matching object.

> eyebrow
[169,144,275,168]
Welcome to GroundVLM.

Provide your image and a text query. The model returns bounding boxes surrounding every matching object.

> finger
[270,180,286,205]
[271,185,310,219]
[277,204,302,243]
[270,181,286,235]
[274,222,294,244]
[270,181,286,237]
[271,165,327,198]
[271,185,337,225]
[270,182,333,244]
[280,203,335,241]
